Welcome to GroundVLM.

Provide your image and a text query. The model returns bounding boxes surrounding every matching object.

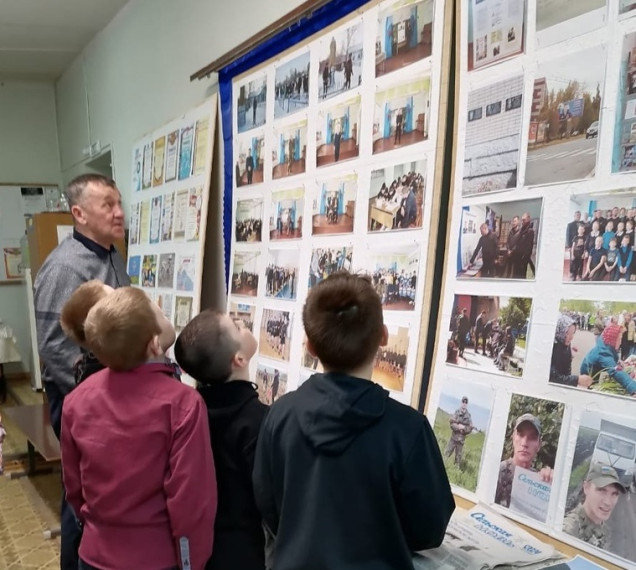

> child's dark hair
[174,309,240,385]
[302,271,384,371]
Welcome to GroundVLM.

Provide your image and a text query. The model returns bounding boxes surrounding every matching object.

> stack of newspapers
[413,505,564,570]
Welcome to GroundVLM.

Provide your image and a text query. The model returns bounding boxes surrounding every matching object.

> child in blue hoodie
[253,271,454,570]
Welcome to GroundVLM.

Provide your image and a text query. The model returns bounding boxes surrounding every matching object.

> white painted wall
[0,80,62,373]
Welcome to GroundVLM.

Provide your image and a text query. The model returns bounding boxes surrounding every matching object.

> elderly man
[34,173,130,570]
[563,462,626,550]
[495,414,554,508]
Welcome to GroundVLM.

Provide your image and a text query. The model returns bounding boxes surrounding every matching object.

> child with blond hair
[61,284,216,570]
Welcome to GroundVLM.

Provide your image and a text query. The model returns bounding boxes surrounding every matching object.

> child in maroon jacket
[60,284,216,570]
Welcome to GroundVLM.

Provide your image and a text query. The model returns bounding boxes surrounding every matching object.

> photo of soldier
[445,396,474,467]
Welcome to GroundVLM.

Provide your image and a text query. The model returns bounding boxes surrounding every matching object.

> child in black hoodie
[174,309,267,570]
[253,271,455,570]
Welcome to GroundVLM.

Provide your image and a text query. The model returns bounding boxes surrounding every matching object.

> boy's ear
[146,335,162,358]
[232,350,249,370]
[379,324,389,347]
[305,338,317,357]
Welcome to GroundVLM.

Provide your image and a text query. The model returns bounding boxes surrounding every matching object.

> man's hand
[578,374,593,388]
[538,466,553,484]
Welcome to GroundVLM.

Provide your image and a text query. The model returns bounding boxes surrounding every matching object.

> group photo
[563,410,636,565]
[316,96,361,166]
[272,120,308,179]
[274,52,310,119]
[551,299,636,399]
[368,246,419,311]
[230,251,260,296]
[372,323,409,392]
[235,198,263,243]
[265,249,299,301]
[375,0,434,77]
[318,22,363,100]
[563,191,636,282]
[255,363,288,405]
[229,301,256,332]
[259,308,292,362]
[308,246,353,288]
[312,175,356,235]
[457,198,542,280]
[447,294,532,378]
[270,187,304,240]
[368,160,426,232]
[373,78,430,153]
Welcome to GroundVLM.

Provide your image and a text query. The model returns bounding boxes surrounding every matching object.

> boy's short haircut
[302,271,384,371]
[84,287,160,372]
[174,309,240,385]
[60,280,111,345]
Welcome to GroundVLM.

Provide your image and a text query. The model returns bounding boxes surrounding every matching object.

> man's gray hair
[65,174,117,207]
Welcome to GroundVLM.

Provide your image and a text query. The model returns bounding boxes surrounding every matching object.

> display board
[0,184,64,281]
[427,1,636,568]
[224,0,450,407]
[127,97,217,354]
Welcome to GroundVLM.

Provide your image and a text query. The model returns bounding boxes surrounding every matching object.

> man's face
[73,182,125,246]
[461,400,468,411]
[574,212,581,221]
[511,216,519,229]
[583,481,621,524]
[521,213,530,226]
[480,225,488,236]
[512,423,540,468]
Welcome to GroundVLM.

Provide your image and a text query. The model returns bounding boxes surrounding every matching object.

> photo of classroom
[270,187,304,240]
[265,249,299,301]
[235,133,264,187]
[457,198,542,280]
[372,323,409,392]
[231,250,260,296]
[373,78,430,153]
[368,246,419,310]
[236,73,266,133]
[318,22,363,100]
[274,51,310,119]
[255,362,288,405]
[259,308,292,362]
[376,0,434,77]
[368,160,426,231]
[563,191,636,282]
[447,294,532,378]
[316,96,361,166]
[235,198,263,243]
[312,174,356,235]
[273,121,307,179]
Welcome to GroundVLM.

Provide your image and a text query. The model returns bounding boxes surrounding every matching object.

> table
[370,202,398,229]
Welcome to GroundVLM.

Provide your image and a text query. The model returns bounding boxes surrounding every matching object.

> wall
[0,80,62,373]
[55,0,308,308]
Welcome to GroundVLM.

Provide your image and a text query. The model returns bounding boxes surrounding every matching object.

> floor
[1,377,61,569]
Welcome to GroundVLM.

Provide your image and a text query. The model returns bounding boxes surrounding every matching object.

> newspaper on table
[413,504,564,570]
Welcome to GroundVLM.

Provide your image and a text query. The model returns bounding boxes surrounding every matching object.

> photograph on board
[157,293,173,321]
[551,299,636,398]
[259,308,292,362]
[178,123,194,181]
[174,296,193,333]
[236,72,267,134]
[372,322,409,392]
[235,198,263,243]
[129,202,141,245]
[447,294,532,378]
[165,129,179,183]
[457,198,542,280]
[157,253,175,289]
[142,141,153,190]
[272,120,307,179]
[139,200,150,243]
[128,255,141,286]
[149,195,162,245]
[235,131,265,187]
[308,246,353,288]
[229,302,256,332]
[255,362,288,405]
[494,394,564,523]
[467,0,525,71]
[185,186,203,242]
[368,159,426,232]
[318,21,363,101]
[316,96,361,166]
[270,187,304,240]
[563,191,636,282]
[301,334,323,373]
[312,174,356,235]
[525,46,605,187]
[613,33,636,173]
[274,51,310,119]
[373,78,430,154]
[562,410,635,564]
[265,248,299,301]
[141,254,157,288]
[621,0,636,15]
[176,255,196,293]
[376,0,434,77]
[368,245,419,311]
[152,135,165,187]
[161,192,174,242]
[462,76,524,196]
[536,0,606,46]
[433,378,495,492]
[231,250,260,297]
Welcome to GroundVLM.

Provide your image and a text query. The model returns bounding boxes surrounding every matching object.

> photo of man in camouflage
[562,462,626,550]
[445,396,474,466]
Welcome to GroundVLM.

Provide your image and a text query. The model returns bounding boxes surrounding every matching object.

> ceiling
[0,0,130,81]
